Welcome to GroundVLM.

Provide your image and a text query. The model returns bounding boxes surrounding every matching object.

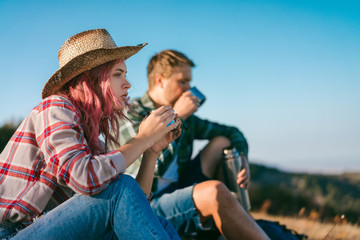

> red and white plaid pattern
[0,95,126,225]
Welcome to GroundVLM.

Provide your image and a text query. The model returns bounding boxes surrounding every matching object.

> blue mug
[189,86,206,106]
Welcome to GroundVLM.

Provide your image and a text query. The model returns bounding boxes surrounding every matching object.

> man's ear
[154,73,164,88]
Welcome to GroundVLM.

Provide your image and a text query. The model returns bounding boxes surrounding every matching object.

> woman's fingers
[170,118,182,135]
[152,105,173,116]
[150,107,180,130]
[150,106,173,121]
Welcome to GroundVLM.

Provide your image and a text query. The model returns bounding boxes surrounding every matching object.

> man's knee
[203,136,231,153]
[200,136,232,177]
[210,136,231,147]
[192,180,234,217]
[193,180,232,205]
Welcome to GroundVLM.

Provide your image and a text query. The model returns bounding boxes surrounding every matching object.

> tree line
[249,164,360,224]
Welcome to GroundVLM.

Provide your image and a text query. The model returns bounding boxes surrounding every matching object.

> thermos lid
[223,146,239,160]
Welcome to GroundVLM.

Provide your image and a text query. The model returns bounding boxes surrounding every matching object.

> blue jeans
[2,175,179,240]
[151,186,200,236]
[151,154,211,237]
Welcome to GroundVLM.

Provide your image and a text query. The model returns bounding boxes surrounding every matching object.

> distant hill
[0,122,19,152]
[248,163,360,224]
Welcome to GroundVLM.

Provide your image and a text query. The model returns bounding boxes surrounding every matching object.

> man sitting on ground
[118,49,269,240]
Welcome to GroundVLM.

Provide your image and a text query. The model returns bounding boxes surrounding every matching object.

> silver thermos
[222,146,251,211]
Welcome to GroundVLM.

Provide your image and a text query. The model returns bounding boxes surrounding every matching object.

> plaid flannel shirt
[0,95,126,225]
[119,92,248,192]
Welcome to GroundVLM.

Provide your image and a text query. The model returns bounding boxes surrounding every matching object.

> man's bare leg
[200,136,231,179]
[193,181,269,240]
[195,137,268,239]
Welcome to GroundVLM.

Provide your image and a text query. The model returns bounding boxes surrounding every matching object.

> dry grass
[251,211,360,240]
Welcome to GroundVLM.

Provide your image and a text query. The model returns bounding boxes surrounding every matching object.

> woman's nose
[124,78,131,90]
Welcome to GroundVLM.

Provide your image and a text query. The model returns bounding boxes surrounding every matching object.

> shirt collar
[141,92,157,110]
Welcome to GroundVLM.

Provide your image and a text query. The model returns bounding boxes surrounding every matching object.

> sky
[0,0,359,174]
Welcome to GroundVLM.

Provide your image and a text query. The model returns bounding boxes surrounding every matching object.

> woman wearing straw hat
[0,29,181,239]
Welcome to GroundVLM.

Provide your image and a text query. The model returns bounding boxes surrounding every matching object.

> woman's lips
[121,95,130,102]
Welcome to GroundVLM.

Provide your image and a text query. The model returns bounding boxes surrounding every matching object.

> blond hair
[147,50,195,89]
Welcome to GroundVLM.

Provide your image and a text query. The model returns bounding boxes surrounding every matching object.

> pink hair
[61,59,125,154]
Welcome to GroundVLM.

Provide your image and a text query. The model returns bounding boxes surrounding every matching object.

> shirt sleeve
[35,97,127,195]
[119,106,143,177]
[191,115,249,157]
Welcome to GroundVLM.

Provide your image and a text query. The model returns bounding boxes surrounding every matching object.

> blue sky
[1,0,359,173]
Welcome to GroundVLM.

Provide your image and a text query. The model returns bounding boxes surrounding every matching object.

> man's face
[161,64,192,106]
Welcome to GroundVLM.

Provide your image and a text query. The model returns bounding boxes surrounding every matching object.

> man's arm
[190,115,250,189]
[191,115,249,157]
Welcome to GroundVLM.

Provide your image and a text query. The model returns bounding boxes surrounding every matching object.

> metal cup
[189,87,206,106]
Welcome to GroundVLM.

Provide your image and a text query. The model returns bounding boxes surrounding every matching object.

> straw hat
[42,29,147,99]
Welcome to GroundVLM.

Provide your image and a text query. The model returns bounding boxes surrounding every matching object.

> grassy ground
[250,211,360,240]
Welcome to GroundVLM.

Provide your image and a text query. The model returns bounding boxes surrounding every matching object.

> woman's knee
[111,174,139,188]
[105,174,141,198]
[116,174,136,185]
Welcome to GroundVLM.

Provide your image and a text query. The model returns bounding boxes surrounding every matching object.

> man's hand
[236,155,250,189]
[173,91,201,120]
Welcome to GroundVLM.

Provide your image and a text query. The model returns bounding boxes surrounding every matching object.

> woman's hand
[137,106,180,149]
[135,112,181,196]
[149,116,182,154]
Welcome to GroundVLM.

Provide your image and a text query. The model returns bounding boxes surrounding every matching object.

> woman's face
[109,60,131,108]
